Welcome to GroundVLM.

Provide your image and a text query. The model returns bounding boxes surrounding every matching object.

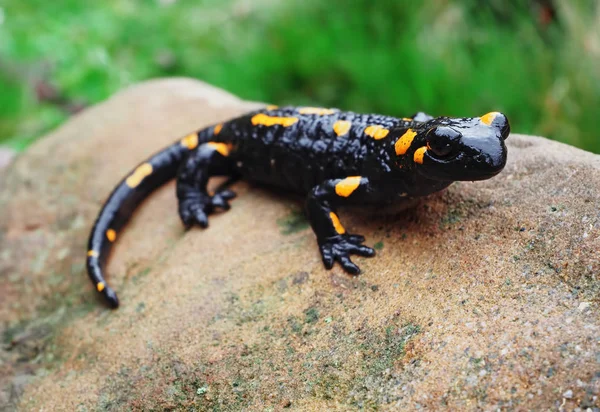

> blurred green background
[0,0,598,152]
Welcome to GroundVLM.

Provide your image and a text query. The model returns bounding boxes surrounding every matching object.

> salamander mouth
[417,150,505,181]
[425,150,460,164]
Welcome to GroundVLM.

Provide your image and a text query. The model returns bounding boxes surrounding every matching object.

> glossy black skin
[87,106,510,308]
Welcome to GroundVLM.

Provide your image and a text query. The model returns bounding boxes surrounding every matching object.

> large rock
[0,79,598,410]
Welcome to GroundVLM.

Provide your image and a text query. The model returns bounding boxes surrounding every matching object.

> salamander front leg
[177,142,236,228]
[306,177,375,275]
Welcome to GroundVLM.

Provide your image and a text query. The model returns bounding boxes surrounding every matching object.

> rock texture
[0,148,15,171]
[1,78,599,411]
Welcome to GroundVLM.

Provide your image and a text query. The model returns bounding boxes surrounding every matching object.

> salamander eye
[426,126,461,158]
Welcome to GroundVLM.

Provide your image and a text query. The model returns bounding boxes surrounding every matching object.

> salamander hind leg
[177,142,236,228]
[306,177,376,275]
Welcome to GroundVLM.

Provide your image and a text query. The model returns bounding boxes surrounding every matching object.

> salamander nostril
[497,114,510,140]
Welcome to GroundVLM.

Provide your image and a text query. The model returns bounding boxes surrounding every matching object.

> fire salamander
[86,106,510,308]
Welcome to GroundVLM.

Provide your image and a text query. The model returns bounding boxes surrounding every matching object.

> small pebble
[563,389,573,399]
[578,302,591,312]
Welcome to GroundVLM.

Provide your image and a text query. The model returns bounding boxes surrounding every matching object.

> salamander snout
[480,112,510,140]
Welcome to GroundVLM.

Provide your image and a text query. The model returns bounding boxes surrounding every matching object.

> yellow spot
[125,163,153,188]
[480,111,500,126]
[266,105,278,110]
[402,117,412,121]
[298,107,337,115]
[251,113,299,127]
[106,229,117,242]
[414,146,427,164]
[97,282,105,292]
[364,125,389,140]
[180,133,199,150]
[395,129,417,155]
[214,124,223,135]
[335,176,362,197]
[330,212,346,235]
[207,142,232,157]
[87,250,98,258]
[333,120,352,137]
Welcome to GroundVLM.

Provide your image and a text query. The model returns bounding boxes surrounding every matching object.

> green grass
[0,0,598,152]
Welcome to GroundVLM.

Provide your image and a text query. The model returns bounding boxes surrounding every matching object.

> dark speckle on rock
[304,307,319,324]
[291,271,309,285]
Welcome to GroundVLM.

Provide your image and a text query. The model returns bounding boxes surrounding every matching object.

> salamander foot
[318,234,375,275]
[178,189,236,228]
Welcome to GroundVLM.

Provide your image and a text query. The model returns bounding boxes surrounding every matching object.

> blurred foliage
[0,0,598,152]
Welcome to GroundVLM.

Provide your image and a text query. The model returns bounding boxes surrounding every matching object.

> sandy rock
[0,78,599,410]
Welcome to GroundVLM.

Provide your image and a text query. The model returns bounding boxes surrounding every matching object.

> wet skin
[86,106,510,308]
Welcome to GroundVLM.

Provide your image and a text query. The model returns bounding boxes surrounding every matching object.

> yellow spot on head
[395,129,417,156]
[266,105,278,110]
[97,282,105,292]
[125,163,153,188]
[87,250,98,258]
[414,146,427,164]
[330,212,346,235]
[335,176,362,197]
[214,124,223,135]
[480,112,500,126]
[207,142,233,157]
[298,107,337,115]
[333,120,352,137]
[106,229,117,242]
[251,113,299,127]
[180,133,199,150]
[364,125,389,140]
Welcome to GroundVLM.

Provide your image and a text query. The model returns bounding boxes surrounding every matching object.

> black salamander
[86,106,510,308]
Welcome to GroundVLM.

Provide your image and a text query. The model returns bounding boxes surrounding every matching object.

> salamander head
[397,112,510,181]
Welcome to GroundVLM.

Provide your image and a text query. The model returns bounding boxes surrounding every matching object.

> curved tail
[86,128,211,308]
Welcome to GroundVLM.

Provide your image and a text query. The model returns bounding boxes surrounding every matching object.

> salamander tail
[86,128,213,309]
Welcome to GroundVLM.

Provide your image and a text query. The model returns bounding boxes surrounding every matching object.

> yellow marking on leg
[330,212,346,235]
[214,123,223,135]
[402,117,412,121]
[87,250,99,258]
[207,142,233,157]
[266,105,279,110]
[364,125,389,140]
[97,282,105,292]
[106,229,117,242]
[395,129,417,156]
[298,107,337,115]
[333,120,352,137]
[335,176,362,197]
[181,133,199,150]
[414,146,428,164]
[480,112,500,126]
[125,163,153,188]
[251,113,299,127]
